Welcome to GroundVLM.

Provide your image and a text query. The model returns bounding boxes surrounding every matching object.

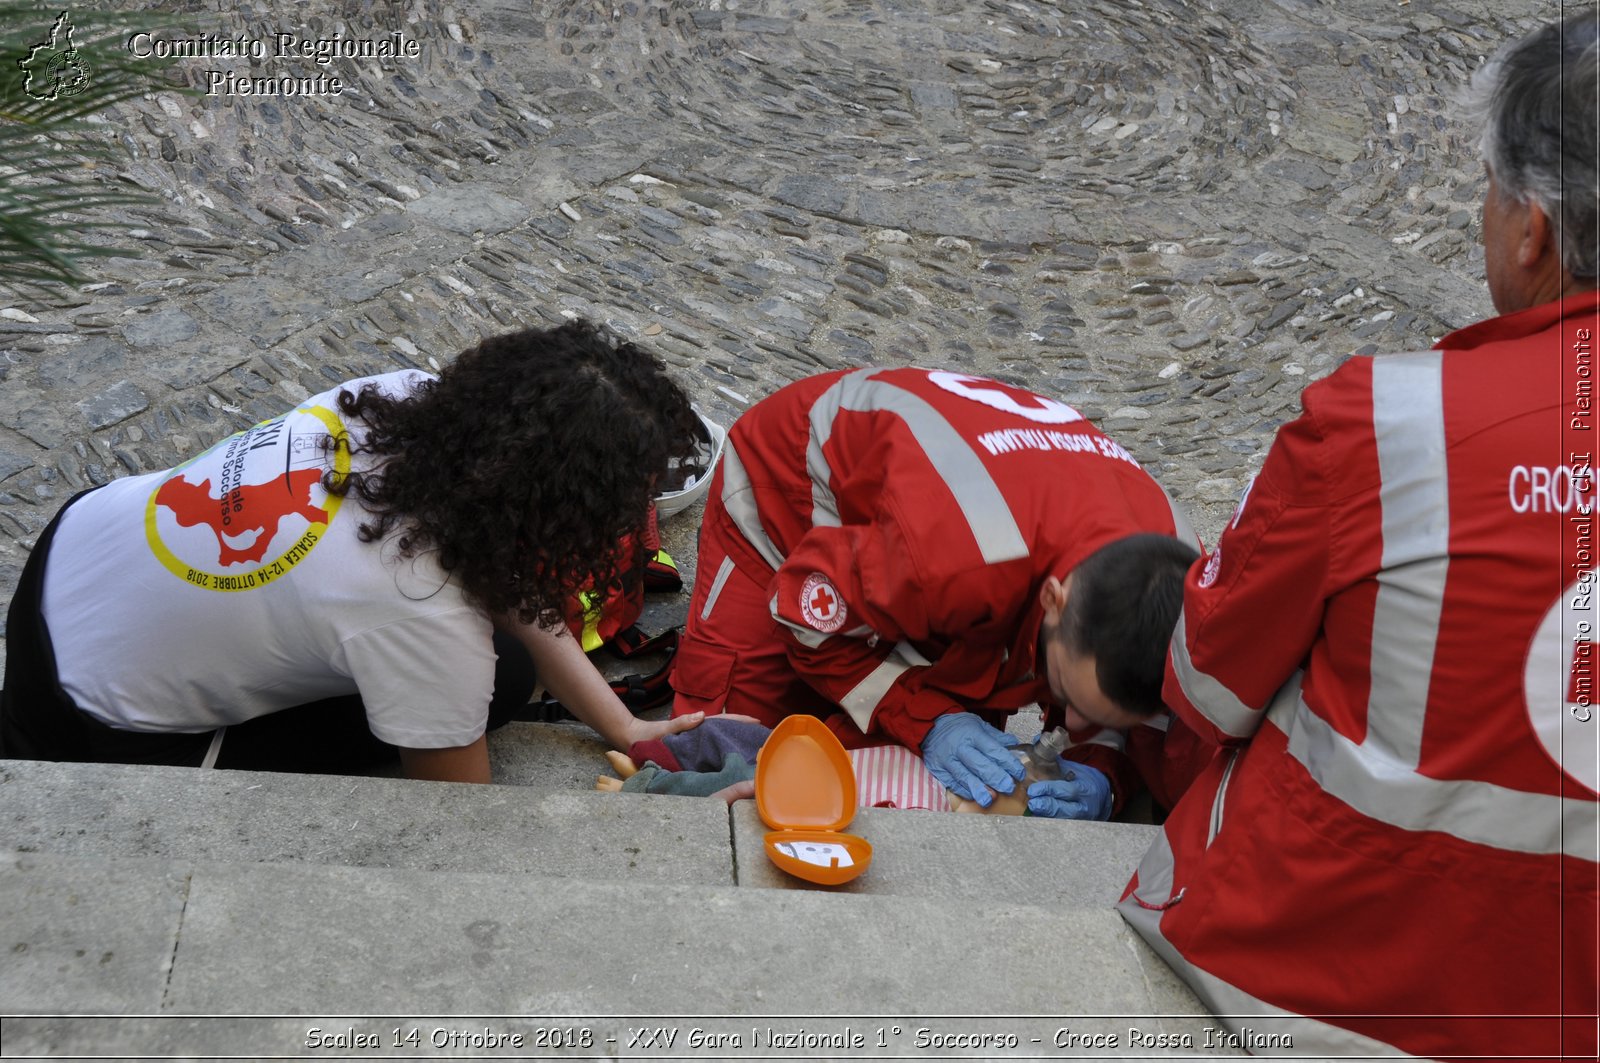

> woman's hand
[619,709,705,749]
[617,710,766,749]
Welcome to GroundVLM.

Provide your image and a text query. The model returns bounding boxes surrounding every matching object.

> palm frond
[0,3,204,299]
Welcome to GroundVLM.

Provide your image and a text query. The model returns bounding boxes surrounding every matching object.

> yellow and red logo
[144,404,348,592]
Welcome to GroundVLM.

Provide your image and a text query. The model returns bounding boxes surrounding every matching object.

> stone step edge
[1,848,1239,1059]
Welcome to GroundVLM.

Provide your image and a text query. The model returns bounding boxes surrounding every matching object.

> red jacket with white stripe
[718,367,1195,772]
[1122,291,1600,1060]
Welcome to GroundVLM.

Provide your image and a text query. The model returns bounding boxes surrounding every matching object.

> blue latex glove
[1027,762,1114,821]
[920,712,1024,807]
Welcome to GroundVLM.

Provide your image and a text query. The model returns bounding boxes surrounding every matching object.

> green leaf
[0,3,205,297]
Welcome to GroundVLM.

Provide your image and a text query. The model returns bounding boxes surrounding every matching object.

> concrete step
[487,718,627,788]
[0,758,735,886]
[496,720,1162,905]
[0,740,1250,1060]
[2,756,1161,908]
[1,849,1244,1058]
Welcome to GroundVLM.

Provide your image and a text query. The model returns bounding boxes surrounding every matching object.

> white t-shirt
[41,370,496,749]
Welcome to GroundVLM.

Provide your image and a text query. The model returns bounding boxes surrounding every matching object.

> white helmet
[655,407,727,518]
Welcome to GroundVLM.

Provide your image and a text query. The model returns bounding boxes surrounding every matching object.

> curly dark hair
[324,320,701,627]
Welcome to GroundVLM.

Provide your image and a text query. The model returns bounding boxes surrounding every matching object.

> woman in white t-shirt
[1,320,710,782]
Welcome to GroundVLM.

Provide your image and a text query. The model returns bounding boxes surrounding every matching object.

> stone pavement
[0,0,1554,1056]
[0,0,1546,666]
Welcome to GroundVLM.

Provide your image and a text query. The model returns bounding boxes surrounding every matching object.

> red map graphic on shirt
[155,469,329,566]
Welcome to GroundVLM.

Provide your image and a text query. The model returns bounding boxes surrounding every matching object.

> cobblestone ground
[0,0,1554,667]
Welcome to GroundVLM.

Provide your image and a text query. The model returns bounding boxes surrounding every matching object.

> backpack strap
[608,624,678,659]
[515,627,681,723]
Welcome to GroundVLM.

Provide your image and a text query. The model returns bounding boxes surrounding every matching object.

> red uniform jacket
[1123,291,1600,1059]
[718,367,1196,778]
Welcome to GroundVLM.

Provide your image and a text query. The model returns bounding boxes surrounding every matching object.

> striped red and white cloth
[848,743,946,811]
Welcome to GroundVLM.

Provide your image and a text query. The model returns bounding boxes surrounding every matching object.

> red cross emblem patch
[799,572,847,633]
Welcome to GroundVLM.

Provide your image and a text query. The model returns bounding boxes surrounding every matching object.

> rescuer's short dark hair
[1056,532,1200,716]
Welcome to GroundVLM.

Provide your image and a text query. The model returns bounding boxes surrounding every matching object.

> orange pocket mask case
[755,716,873,886]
